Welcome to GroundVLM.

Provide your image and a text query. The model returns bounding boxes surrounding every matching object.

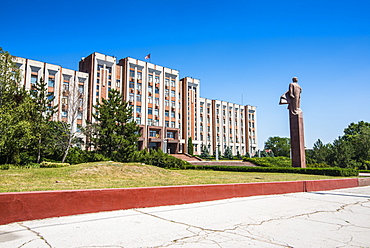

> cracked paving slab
[0,186,369,248]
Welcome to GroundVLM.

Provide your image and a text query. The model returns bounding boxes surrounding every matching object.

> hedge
[243,157,292,167]
[182,164,359,177]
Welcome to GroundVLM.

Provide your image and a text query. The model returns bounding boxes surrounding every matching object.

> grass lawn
[0,161,350,193]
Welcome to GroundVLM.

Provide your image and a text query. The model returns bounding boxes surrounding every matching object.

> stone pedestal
[289,111,306,168]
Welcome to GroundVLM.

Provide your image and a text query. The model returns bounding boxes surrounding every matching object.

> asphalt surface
[1,186,370,248]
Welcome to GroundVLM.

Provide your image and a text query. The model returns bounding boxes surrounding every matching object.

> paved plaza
[1,186,370,248]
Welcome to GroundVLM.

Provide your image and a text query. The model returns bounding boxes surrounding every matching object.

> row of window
[148,130,176,139]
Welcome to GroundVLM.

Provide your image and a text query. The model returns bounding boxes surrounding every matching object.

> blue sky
[1,0,370,149]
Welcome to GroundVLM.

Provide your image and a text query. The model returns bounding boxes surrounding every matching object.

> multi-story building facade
[12,52,258,156]
[79,53,185,153]
[13,57,89,144]
[180,77,201,153]
[195,98,257,156]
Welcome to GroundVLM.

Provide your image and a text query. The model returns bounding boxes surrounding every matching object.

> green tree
[264,136,290,157]
[91,89,140,161]
[0,98,35,164]
[30,77,58,163]
[328,137,359,168]
[223,146,233,159]
[0,48,36,164]
[0,48,22,107]
[310,139,332,164]
[343,121,370,140]
[187,137,194,155]
[342,121,370,165]
[200,144,210,159]
[236,150,242,159]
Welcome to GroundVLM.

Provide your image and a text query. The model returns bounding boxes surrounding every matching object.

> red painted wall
[0,178,361,225]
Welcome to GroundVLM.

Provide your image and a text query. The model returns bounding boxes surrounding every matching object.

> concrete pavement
[1,186,370,248]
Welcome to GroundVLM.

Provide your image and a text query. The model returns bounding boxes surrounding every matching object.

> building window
[78,85,84,94]
[171,121,175,128]
[129,93,134,102]
[136,106,141,113]
[165,110,169,117]
[171,111,175,118]
[165,121,169,127]
[170,80,175,87]
[148,119,153,126]
[148,96,153,103]
[165,78,169,86]
[155,76,160,83]
[136,95,142,102]
[130,70,135,77]
[129,82,134,88]
[165,89,169,96]
[62,111,67,118]
[165,100,169,106]
[171,90,175,97]
[155,97,159,105]
[136,117,141,124]
[48,78,55,87]
[76,125,82,133]
[136,83,142,90]
[137,72,142,79]
[148,74,153,82]
[154,109,159,116]
[171,101,175,108]
[149,130,158,137]
[77,112,83,120]
[155,87,159,94]
[153,119,159,126]
[148,108,153,115]
[116,79,120,87]
[63,82,69,92]
[167,132,174,138]
[97,64,103,70]
[148,86,153,93]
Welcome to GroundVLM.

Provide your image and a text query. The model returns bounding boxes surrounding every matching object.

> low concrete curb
[0,178,368,225]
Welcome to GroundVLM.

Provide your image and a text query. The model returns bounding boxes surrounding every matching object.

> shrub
[306,163,330,168]
[184,164,358,177]
[243,157,292,167]
[139,149,189,169]
[64,147,109,164]
[0,164,10,170]
[40,161,70,168]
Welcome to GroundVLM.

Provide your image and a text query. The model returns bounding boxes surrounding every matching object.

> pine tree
[92,89,140,161]
[31,77,58,163]
[200,144,210,159]
[223,146,233,159]
[187,137,194,155]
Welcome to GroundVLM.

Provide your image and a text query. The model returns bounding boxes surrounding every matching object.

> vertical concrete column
[289,111,306,168]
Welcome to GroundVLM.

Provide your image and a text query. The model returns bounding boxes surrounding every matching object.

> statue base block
[289,111,306,168]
